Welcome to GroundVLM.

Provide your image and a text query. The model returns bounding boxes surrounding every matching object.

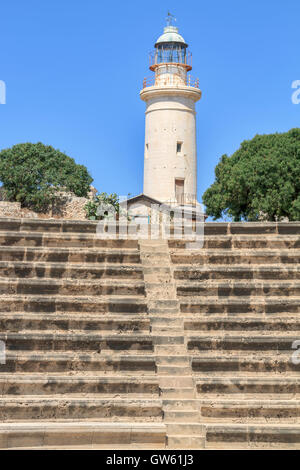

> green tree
[202,129,300,221]
[0,142,93,211]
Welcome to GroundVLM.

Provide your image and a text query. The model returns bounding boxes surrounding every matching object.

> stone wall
[0,202,21,218]
[0,187,97,220]
[50,193,89,220]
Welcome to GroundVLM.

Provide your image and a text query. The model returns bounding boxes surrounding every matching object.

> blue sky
[1,0,299,209]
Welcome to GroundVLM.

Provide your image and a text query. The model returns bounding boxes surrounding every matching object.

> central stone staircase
[0,219,299,449]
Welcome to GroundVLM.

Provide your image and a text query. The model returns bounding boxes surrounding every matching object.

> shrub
[84,192,120,220]
[0,142,93,212]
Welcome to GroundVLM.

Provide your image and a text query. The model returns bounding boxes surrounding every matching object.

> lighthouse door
[175,178,184,204]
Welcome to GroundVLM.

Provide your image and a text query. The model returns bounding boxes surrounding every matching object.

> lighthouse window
[156,44,187,65]
[176,142,183,154]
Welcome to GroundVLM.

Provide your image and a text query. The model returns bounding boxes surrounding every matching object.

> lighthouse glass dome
[156,43,187,65]
[149,25,192,71]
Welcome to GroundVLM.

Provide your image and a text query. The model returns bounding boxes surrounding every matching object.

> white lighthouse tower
[140,15,202,206]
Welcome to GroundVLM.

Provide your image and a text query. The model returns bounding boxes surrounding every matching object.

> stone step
[3,398,294,425]
[155,345,187,354]
[187,335,298,352]
[159,376,194,388]
[164,410,199,423]
[0,295,147,314]
[145,281,176,289]
[180,297,300,315]
[0,278,145,296]
[0,246,141,264]
[148,308,179,315]
[162,399,199,410]
[12,444,166,449]
[150,316,183,327]
[0,262,143,280]
[139,255,170,266]
[0,375,159,396]
[0,332,154,352]
[151,327,182,334]
[0,218,100,234]
[140,246,169,254]
[1,219,299,236]
[184,317,300,332]
[143,266,171,275]
[0,330,184,346]
[0,331,185,351]
[166,423,204,435]
[0,397,163,421]
[0,220,143,237]
[177,281,300,298]
[157,365,191,376]
[205,424,300,448]
[145,291,176,301]
[168,222,300,237]
[189,329,300,342]
[190,330,300,338]
[196,377,300,395]
[0,231,139,248]
[198,401,300,422]
[148,300,179,310]
[174,265,300,281]
[1,352,156,373]
[151,311,300,321]
[156,356,190,366]
[0,421,166,449]
[170,236,300,250]
[0,313,150,333]
[171,250,300,265]
[167,434,205,449]
[160,388,195,399]
[192,354,298,374]
[2,352,157,370]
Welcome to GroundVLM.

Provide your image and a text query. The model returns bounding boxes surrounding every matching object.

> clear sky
[1,0,299,211]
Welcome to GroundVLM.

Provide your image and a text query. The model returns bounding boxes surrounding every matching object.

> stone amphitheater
[0,217,299,449]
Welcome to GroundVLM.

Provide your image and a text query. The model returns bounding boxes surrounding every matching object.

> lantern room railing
[142,75,200,89]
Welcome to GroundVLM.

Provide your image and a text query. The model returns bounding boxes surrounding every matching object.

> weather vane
[166,11,176,26]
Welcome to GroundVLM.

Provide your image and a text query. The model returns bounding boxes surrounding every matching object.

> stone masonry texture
[0,218,298,449]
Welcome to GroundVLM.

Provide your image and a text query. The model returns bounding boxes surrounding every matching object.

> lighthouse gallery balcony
[142,74,200,89]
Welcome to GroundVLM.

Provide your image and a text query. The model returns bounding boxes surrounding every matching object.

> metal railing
[164,194,198,206]
[142,75,200,89]
[149,50,192,70]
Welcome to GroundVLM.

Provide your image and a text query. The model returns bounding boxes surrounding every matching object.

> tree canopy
[0,142,93,211]
[202,129,300,221]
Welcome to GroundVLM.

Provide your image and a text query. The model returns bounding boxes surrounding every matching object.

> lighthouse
[123,16,202,226]
[140,15,202,206]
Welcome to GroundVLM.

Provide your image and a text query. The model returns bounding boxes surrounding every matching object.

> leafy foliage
[202,129,300,221]
[84,192,120,220]
[0,142,93,212]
